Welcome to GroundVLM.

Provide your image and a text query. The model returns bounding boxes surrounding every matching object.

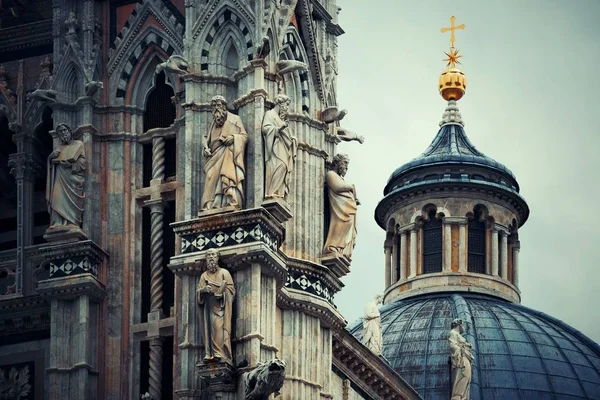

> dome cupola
[375,18,529,305]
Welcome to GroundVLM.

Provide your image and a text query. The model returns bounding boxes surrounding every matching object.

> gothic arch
[58,63,84,104]
[111,27,180,102]
[212,31,245,76]
[280,27,312,114]
[194,7,254,73]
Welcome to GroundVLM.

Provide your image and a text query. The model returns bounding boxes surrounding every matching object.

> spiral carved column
[146,136,167,400]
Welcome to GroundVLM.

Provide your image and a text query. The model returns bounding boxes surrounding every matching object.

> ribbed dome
[349,293,600,400]
[384,108,517,196]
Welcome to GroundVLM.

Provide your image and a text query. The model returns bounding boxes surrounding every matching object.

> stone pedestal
[262,198,293,224]
[170,207,287,399]
[37,239,107,400]
[321,253,351,278]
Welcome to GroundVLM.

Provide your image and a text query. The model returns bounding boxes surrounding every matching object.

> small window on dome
[468,208,486,273]
[422,210,442,274]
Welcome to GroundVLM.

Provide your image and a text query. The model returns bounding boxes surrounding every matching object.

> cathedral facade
[2,2,600,400]
[0,1,417,399]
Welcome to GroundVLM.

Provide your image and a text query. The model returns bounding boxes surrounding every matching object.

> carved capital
[8,153,41,181]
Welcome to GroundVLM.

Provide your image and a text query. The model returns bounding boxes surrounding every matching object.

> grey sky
[333,0,600,343]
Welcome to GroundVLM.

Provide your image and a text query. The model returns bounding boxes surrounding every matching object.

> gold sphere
[439,67,467,101]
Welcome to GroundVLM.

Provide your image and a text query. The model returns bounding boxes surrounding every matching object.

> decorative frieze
[173,207,285,256]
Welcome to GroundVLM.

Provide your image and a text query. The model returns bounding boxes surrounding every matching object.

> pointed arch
[193,7,254,72]
[59,63,84,103]
[143,71,176,131]
[280,27,312,114]
[111,26,181,103]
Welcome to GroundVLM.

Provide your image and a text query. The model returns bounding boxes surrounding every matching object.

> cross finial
[441,16,465,49]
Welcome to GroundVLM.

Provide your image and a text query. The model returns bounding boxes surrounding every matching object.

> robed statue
[448,319,474,400]
[262,94,297,200]
[196,249,235,364]
[46,123,86,230]
[362,295,383,356]
[323,153,359,260]
[201,95,248,211]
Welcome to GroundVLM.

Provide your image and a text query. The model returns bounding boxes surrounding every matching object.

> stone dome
[349,293,600,399]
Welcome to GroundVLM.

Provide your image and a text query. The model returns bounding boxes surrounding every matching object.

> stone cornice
[276,287,346,331]
[37,274,106,302]
[384,272,521,304]
[332,330,421,400]
[0,20,53,54]
[376,183,528,230]
[181,73,236,86]
[287,257,343,295]
[287,112,328,131]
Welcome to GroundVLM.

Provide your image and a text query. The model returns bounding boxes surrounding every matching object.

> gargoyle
[276,60,308,76]
[156,55,189,75]
[321,106,347,124]
[244,359,286,400]
[26,89,57,104]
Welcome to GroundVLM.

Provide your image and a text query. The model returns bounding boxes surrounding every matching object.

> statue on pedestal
[448,318,474,400]
[201,95,248,211]
[323,153,359,260]
[46,123,86,231]
[196,249,235,364]
[262,94,297,200]
[362,295,383,356]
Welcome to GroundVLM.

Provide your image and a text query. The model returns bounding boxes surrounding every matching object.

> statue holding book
[46,123,86,231]
[196,249,236,365]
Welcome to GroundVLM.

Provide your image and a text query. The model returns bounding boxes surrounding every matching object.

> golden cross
[441,16,465,48]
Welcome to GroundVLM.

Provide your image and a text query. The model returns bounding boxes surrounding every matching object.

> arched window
[422,210,442,274]
[142,71,176,186]
[143,71,175,131]
[468,208,486,273]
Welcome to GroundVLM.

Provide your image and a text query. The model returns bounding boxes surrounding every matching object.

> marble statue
[201,95,248,211]
[244,359,286,400]
[362,295,383,356]
[323,153,359,260]
[448,319,474,400]
[46,123,86,230]
[196,249,236,364]
[262,94,297,200]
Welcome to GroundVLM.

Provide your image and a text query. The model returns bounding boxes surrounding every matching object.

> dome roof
[349,293,600,399]
[383,101,519,195]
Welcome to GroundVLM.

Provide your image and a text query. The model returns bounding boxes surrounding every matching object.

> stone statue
[46,123,86,230]
[262,94,297,200]
[448,319,474,400]
[323,154,359,260]
[196,249,235,364]
[362,295,383,356]
[244,359,286,400]
[201,95,248,211]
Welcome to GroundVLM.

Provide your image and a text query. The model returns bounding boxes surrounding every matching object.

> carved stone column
[443,220,452,272]
[400,230,408,280]
[500,230,508,280]
[512,241,520,287]
[391,234,398,283]
[491,227,499,276]
[409,227,418,278]
[8,148,41,294]
[384,239,392,287]
[145,135,167,400]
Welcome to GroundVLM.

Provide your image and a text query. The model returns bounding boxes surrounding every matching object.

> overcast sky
[333,0,600,344]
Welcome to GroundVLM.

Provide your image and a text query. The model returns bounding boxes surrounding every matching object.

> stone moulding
[383,272,521,304]
[376,184,528,230]
[170,242,288,289]
[172,207,285,255]
[36,239,108,301]
[276,288,345,331]
[38,240,108,280]
[332,330,421,400]
[285,257,343,304]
